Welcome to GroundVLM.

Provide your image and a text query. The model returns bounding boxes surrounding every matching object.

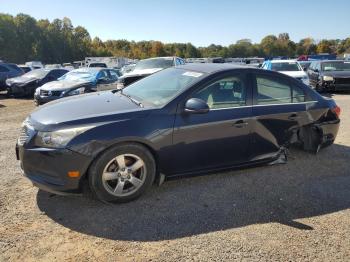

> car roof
[177,63,251,74]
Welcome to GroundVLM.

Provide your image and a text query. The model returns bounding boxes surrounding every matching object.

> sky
[1,0,350,47]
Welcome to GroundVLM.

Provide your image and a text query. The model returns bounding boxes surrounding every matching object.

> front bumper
[323,82,350,91]
[8,85,24,94]
[34,94,60,105]
[16,144,92,194]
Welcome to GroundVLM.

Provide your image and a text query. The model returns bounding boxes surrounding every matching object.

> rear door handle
[288,113,300,120]
[233,120,248,128]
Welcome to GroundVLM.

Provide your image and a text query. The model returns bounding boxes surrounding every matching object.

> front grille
[334,78,350,85]
[40,90,49,96]
[51,91,61,96]
[40,90,61,97]
[18,122,35,146]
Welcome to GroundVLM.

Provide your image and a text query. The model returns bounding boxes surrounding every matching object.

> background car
[88,62,107,68]
[298,61,312,71]
[261,60,309,85]
[25,61,44,70]
[6,68,68,97]
[117,56,185,88]
[45,64,62,69]
[120,64,136,75]
[0,63,24,91]
[17,64,340,203]
[34,67,119,105]
[307,60,350,92]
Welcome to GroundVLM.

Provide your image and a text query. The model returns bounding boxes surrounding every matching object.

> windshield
[7,64,22,72]
[58,69,97,81]
[122,68,205,107]
[22,69,49,78]
[322,61,350,71]
[271,62,301,71]
[134,58,174,70]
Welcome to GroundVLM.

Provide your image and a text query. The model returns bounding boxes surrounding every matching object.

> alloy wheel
[101,153,146,197]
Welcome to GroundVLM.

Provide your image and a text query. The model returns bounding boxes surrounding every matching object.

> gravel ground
[0,93,349,261]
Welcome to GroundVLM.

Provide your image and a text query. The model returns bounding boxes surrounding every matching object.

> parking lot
[0,93,349,261]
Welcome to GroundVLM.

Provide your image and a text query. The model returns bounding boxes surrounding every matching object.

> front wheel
[88,143,156,203]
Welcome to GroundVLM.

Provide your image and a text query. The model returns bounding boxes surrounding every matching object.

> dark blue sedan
[16,64,340,203]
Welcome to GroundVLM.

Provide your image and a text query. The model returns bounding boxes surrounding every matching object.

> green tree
[0,14,18,62]
[296,38,317,55]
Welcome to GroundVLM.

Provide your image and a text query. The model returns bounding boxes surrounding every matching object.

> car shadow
[37,144,350,241]
[0,92,33,101]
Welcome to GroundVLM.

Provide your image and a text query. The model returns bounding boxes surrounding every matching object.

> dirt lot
[0,93,349,261]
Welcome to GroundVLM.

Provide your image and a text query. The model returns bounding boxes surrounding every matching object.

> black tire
[88,143,156,203]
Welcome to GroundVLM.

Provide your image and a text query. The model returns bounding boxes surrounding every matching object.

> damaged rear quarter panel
[250,100,338,160]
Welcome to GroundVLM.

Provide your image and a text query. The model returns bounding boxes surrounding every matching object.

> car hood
[322,71,350,78]
[6,75,38,85]
[122,68,163,77]
[39,80,91,91]
[28,91,150,130]
[279,71,307,78]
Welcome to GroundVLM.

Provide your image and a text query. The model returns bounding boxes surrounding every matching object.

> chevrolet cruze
[16,64,340,203]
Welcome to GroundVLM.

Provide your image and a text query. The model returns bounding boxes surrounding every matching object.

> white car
[261,60,309,86]
[117,57,185,88]
[25,61,44,70]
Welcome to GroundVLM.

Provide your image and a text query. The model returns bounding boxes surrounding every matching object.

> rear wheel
[88,143,156,203]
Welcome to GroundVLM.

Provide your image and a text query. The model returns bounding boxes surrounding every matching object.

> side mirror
[184,98,209,114]
[314,69,319,73]
[303,67,307,71]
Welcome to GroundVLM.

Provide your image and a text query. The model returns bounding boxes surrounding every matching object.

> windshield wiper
[116,89,143,107]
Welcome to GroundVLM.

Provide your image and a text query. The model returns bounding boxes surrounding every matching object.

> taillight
[331,105,341,118]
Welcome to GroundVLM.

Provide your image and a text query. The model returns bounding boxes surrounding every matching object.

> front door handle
[288,113,300,120]
[233,120,248,128]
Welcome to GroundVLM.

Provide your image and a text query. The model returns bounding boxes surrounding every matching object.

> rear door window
[255,74,305,105]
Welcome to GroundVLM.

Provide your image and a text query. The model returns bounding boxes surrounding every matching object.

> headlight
[35,88,40,95]
[36,125,95,148]
[68,87,85,96]
[302,75,308,80]
[323,76,334,81]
